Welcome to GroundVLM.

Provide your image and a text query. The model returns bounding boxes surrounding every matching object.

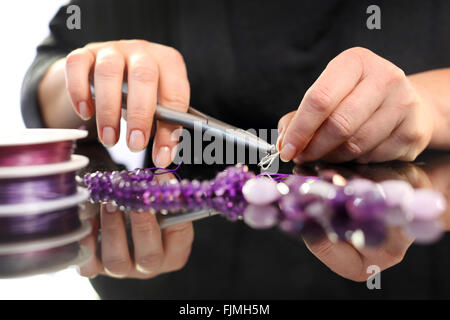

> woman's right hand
[65,40,190,167]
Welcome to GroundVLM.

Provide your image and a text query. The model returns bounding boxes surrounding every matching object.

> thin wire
[258,150,280,170]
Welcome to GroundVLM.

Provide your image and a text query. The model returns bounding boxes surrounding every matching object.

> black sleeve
[20,0,173,128]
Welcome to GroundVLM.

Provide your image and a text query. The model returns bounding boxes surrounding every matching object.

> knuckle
[127,107,153,125]
[165,223,194,241]
[345,46,373,58]
[130,63,159,83]
[95,53,124,79]
[66,81,85,98]
[339,47,371,69]
[395,128,422,145]
[161,89,189,109]
[304,86,333,114]
[308,237,335,258]
[326,112,354,139]
[66,50,87,68]
[386,66,406,86]
[132,216,156,234]
[165,46,185,64]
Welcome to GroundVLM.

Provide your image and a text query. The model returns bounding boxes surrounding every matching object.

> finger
[280,48,366,162]
[100,203,133,277]
[277,111,295,151]
[303,235,367,282]
[152,46,190,168]
[65,48,95,120]
[299,74,387,162]
[358,227,413,271]
[126,51,159,152]
[78,217,102,278]
[321,101,404,163]
[94,47,125,147]
[130,211,164,275]
[161,222,194,273]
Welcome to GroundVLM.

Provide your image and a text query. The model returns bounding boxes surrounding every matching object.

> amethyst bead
[242,177,281,205]
[405,189,446,221]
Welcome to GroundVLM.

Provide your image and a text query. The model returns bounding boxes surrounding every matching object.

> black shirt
[21,0,450,299]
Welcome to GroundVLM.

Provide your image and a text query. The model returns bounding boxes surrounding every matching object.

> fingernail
[128,130,145,152]
[293,154,304,164]
[102,126,116,147]
[136,264,153,275]
[154,146,171,168]
[78,101,91,120]
[276,131,285,152]
[105,202,117,213]
[280,143,297,162]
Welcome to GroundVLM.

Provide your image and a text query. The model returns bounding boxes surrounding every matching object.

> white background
[0,0,144,299]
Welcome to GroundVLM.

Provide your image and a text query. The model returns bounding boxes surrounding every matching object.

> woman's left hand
[278,47,436,164]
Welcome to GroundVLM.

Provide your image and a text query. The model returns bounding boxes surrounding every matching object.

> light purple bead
[405,189,446,220]
[242,177,281,205]
[243,204,279,229]
[379,180,414,208]
[406,219,444,244]
[345,179,378,197]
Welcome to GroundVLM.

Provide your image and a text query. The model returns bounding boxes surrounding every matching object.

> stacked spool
[0,129,91,278]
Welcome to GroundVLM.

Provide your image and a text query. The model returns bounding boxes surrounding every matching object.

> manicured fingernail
[280,143,297,162]
[128,130,145,152]
[105,202,117,213]
[293,154,304,164]
[155,146,171,168]
[136,264,153,275]
[78,101,91,120]
[102,126,116,147]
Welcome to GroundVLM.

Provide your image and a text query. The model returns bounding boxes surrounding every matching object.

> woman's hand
[278,47,436,164]
[65,40,190,167]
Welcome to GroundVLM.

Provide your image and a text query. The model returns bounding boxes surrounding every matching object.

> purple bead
[242,177,281,205]
[405,219,443,244]
[405,189,446,221]
[243,204,280,229]
[345,180,387,221]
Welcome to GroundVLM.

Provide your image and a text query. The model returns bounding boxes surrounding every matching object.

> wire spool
[0,129,87,166]
[0,154,88,205]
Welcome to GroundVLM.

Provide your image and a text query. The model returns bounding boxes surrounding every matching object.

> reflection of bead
[405,189,446,221]
[83,164,254,211]
[243,204,280,229]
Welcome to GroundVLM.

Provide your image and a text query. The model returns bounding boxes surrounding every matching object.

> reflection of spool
[0,221,92,278]
[0,129,91,278]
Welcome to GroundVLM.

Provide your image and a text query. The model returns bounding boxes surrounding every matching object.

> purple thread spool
[0,155,88,205]
[0,129,87,167]
[0,172,77,205]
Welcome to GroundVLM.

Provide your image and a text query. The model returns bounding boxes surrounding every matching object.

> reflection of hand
[295,162,424,281]
[303,225,413,282]
[278,47,435,164]
[78,172,194,279]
